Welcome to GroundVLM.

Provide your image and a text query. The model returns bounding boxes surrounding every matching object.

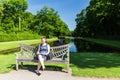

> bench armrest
[14,52,21,59]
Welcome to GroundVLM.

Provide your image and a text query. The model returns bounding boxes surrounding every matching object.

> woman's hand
[37,51,39,55]
[45,53,49,56]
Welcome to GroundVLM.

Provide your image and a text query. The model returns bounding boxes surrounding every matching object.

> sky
[26,0,90,31]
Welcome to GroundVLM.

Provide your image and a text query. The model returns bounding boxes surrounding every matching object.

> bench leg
[21,62,23,68]
[16,61,18,71]
[67,63,69,73]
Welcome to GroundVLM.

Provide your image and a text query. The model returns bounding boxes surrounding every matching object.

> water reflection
[70,42,77,53]
[35,38,120,53]
[73,39,120,53]
[48,38,70,46]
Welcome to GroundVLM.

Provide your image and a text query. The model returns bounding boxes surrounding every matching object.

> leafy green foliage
[74,0,120,39]
[1,0,28,33]
[74,9,89,37]
[0,1,4,29]
[0,31,41,42]
[0,1,70,41]
[30,6,70,37]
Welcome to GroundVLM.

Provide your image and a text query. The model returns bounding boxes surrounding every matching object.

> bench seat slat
[17,58,68,63]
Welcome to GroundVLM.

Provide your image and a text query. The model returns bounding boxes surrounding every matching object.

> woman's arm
[37,44,40,55]
[46,44,50,55]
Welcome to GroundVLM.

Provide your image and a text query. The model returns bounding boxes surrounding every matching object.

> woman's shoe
[37,72,41,76]
[35,70,41,76]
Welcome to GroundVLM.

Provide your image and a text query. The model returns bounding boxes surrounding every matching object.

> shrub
[0,31,41,42]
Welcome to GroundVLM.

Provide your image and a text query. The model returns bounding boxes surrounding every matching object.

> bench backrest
[50,44,70,59]
[19,44,70,60]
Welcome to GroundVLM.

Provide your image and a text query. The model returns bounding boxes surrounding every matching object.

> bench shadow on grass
[8,64,63,74]
[70,53,120,69]
[24,65,62,73]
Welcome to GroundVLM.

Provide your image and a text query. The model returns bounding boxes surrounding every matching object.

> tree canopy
[0,0,28,33]
[0,0,70,38]
[29,6,70,37]
[74,0,120,39]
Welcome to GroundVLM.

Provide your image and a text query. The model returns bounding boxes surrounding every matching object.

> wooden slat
[17,58,68,63]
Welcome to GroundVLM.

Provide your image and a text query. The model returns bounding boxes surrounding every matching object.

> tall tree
[74,0,120,39]
[86,0,120,37]
[1,0,28,33]
[21,12,34,31]
[74,9,89,37]
[0,1,4,31]
[0,1,70,38]
[30,6,70,37]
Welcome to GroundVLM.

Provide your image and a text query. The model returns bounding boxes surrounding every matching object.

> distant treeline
[0,0,70,41]
[73,0,120,40]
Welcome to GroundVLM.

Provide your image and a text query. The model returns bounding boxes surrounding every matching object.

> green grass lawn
[0,38,120,78]
[0,38,57,51]
[1,52,120,78]
[0,37,65,73]
[0,53,15,73]
[70,52,120,78]
[0,53,66,74]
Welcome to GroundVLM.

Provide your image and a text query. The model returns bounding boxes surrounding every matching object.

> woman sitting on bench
[36,36,50,75]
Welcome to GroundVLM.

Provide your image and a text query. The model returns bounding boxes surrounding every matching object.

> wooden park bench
[15,43,70,73]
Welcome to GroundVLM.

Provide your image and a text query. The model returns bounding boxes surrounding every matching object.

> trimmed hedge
[0,32,41,42]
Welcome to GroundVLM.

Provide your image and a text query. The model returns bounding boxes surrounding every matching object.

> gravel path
[0,70,120,80]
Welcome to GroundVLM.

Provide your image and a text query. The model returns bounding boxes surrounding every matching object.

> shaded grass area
[81,38,120,49]
[70,52,120,78]
[21,63,66,72]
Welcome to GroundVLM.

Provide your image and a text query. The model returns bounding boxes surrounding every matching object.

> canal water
[48,38,120,53]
